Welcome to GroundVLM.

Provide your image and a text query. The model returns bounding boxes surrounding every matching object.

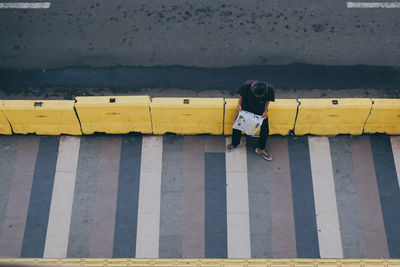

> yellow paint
[224,98,239,135]
[0,258,398,267]
[269,99,298,135]
[295,98,372,136]
[150,98,224,135]
[0,101,12,135]
[363,99,400,135]
[0,97,397,136]
[224,99,298,136]
[75,96,152,134]
[1,100,81,135]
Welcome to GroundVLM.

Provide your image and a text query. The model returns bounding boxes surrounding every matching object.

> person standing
[226,80,275,161]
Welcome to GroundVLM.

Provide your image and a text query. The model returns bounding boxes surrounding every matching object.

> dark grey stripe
[246,136,273,258]
[351,136,389,258]
[204,152,227,258]
[113,134,142,258]
[21,136,60,257]
[288,136,320,258]
[89,136,121,257]
[159,135,184,258]
[205,134,226,259]
[370,134,400,258]
[329,136,365,258]
[182,136,205,258]
[268,136,297,258]
[0,136,39,257]
[0,136,18,236]
[67,136,101,257]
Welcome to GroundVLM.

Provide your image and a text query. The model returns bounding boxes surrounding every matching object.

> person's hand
[237,104,242,112]
[262,110,268,119]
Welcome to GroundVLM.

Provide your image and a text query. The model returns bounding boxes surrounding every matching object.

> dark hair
[251,82,267,97]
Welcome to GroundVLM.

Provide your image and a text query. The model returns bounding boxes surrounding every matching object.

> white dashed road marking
[0,2,50,9]
[347,2,400,8]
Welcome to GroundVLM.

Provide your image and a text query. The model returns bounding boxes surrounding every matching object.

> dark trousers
[232,117,269,150]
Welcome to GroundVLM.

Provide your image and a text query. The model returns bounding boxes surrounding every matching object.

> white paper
[232,111,264,136]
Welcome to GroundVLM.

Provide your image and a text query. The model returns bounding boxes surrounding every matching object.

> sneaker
[226,144,238,152]
[255,148,272,161]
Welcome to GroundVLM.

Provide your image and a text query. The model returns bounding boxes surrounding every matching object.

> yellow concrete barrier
[151,98,224,135]
[74,96,152,134]
[0,101,12,135]
[224,98,238,135]
[1,100,81,135]
[269,99,299,135]
[0,258,399,267]
[224,99,298,136]
[294,98,372,136]
[363,99,400,135]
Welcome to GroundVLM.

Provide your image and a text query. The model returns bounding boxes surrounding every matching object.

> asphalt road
[0,0,400,69]
[0,0,399,96]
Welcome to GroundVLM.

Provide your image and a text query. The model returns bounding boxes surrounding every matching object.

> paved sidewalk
[0,134,399,259]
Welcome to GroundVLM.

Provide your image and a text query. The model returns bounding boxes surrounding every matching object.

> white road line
[44,136,80,258]
[308,136,343,258]
[136,136,163,258]
[225,137,251,258]
[0,2,50,9]
[390,136,400,188]
[347,2,400,8]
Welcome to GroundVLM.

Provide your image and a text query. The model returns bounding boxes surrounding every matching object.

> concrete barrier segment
[74,96,152,134]
[364,99,400,135]
[150,98,224,135]
[294,98,372,136]
[269,99,298,136]
[1,100,81,135]
[0,101,12,135]
[223,98,238,136]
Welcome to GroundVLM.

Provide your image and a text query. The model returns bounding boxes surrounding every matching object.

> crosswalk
[0,134,398,258]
